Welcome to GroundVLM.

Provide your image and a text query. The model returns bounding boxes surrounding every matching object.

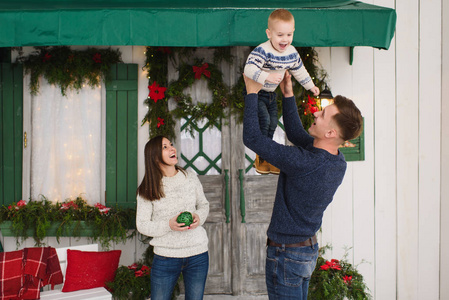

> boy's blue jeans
[257,90,278,139]
[151,251,209,300]
[265,243,319,300]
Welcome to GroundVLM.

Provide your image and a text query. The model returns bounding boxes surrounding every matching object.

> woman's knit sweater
[136,170,209,258]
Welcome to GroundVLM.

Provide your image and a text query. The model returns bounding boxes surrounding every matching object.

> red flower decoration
[128,263,138,270]
[192,63,211,80]
[42,53,52,62]
[320,259,342,271]
[135,270,144,277]
[141,265,150,275]
[148,81,167,103]
[17,200,27,207]
[343,275,352,284]
[8,200,26,211]
[304,95,319,115]
[157,117,165,128]
[94,203,111,214]
[93,53,102,63]
[60,201,79,210]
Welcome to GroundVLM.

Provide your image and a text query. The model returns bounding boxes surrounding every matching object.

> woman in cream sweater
[136,135,209,300]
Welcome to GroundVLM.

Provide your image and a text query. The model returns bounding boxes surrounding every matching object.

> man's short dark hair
[332,95,363,141]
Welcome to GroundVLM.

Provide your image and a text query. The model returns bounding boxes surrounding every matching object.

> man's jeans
[257,90,278,139]
[151,251,209,300]
[266,243,319,300]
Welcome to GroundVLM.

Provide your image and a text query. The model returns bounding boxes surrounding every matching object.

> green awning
[0,0,396,49]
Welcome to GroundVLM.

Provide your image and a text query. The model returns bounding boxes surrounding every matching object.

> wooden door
[227,48,280,295]
[172,47,280,295]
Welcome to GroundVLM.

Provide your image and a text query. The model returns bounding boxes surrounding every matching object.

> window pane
[31,82,102,204]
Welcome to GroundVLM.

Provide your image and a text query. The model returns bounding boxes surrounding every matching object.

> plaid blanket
[0,247,63,300]
[0,250,23,300]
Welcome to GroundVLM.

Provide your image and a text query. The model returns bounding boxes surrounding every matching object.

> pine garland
[18,46,328,138]
[142,46,176,139]
[18,46,122,96]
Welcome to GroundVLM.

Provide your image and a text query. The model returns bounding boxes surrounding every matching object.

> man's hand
[279,71,294,98]
[243,74,263,94]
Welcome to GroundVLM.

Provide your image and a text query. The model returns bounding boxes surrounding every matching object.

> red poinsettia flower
[16,200,27,207]
[304,95,319,115]
[8,200,26,211]
[148,81,167,103]
[93,53,102,63]
[320,259,342,271]
[192,63,211,80]
[42,53,52,62]
[343,275,352,284]
[60,201,79,210]
[94,203,111,214]
[128,263,138,270]
[135,270,144,277]
[157,117,165,128]
[141,265,150,275]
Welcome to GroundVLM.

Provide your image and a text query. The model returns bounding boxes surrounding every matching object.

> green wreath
[166,60,229,136]
[142,47,231,139]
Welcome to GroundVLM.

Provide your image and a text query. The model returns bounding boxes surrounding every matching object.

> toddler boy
[244,8,320,174]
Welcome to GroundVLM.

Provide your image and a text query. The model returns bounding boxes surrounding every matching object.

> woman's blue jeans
[151,251,209,300]
[265,243,318,300]
[257,90,278,139]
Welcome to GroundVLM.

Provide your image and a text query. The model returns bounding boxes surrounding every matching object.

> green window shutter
[340,118,365,162]
[0,63,23,205]
[105,64,138,209]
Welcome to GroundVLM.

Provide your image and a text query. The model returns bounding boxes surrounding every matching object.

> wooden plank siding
[441,1,449,299]
[417,1,442,299]
[373,1,398,299]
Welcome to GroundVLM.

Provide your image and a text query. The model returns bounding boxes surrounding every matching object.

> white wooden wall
[440,1,449,299]
[319,0,445,299]
[3,0,449,296]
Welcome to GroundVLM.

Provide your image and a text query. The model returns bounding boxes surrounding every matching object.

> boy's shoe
[269,164,280,175]
[254,154,270,174]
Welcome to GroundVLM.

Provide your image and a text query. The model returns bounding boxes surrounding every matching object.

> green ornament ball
[177,211,193,227]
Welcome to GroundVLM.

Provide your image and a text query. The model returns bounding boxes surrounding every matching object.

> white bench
[40,244,112,300]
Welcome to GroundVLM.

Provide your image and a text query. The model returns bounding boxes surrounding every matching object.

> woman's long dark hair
[136,136,185,201]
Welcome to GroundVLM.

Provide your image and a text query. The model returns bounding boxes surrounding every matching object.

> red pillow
[62,249,121,292]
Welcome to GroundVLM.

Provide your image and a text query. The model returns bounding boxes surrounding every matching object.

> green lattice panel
[181,116,222,175]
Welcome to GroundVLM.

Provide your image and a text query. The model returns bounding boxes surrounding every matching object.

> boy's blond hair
[268,9,295,29]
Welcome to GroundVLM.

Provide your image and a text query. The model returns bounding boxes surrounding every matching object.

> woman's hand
[188,213,200,230]
[169,213,190,231]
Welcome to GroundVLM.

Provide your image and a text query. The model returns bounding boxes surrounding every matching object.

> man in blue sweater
[243,72,363,299]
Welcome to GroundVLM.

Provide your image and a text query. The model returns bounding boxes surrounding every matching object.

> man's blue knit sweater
[243,93,347,244]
